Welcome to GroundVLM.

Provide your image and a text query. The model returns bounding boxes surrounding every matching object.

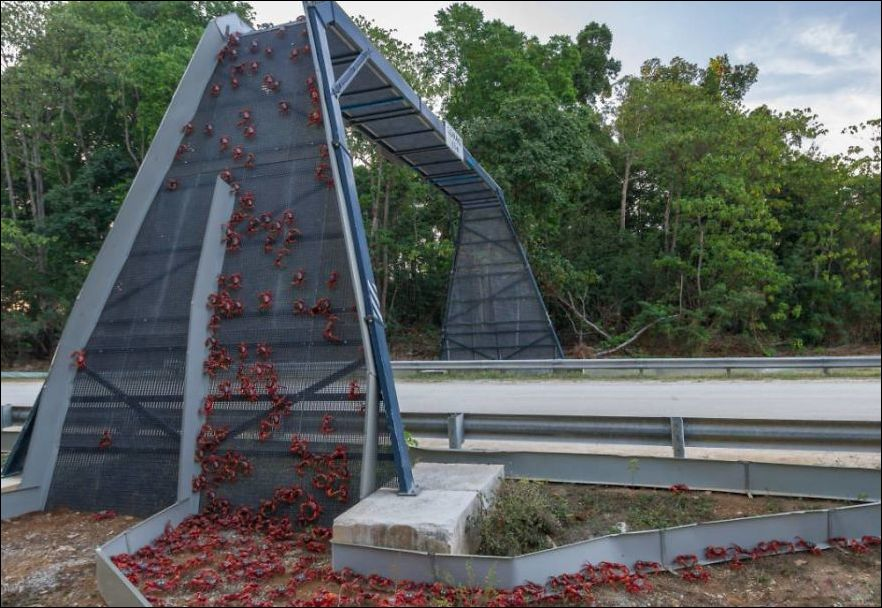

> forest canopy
[1,1,879,364]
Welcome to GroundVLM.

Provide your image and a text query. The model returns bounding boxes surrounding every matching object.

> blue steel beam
[305,2,417,495]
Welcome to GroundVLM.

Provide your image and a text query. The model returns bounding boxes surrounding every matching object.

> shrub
[476,480,568,556]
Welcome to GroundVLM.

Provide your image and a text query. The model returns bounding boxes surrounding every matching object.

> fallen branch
[555,293,612,340]
[596,314,679,358]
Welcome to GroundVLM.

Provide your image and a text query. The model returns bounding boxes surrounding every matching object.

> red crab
[256,342,272,360]
[347,380,361,400]
[323,317,342,344]
[238,191,255,209]
[273,248,290,268]
[182,122,194,136]
[210,83,222,97]
[224,228,242,252]
[307,109,322,126]
[237,108,253,126]
[292,299,307,315]
[71,349,87,370]
[284,227,301,246]
[311,297,331,317]
[261,74,280,92]
[166,179,179,191]
[257,290,273,312]
[298,497,322,525]
[243,125,256,139]
[232,144,245,161]
[227,273,242,290]
[204,122,214,136]
[278,100,290,115]
[219,135,231,151]
[326,270,339,289]
[98,429,112,449]
[291,269,305,287]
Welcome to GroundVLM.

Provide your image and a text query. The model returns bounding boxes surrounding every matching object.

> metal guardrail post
[1,404,11,429]
[670,417,686,458]
[448,413,465,449]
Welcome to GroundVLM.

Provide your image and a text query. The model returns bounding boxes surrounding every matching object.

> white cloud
[733,16,880,154]
[796,20,858,58]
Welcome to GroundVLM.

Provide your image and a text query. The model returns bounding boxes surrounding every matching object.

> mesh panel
[188,25,395,525]
[47,184,208,515]
[443,205,559,360]
[46,24,396,520]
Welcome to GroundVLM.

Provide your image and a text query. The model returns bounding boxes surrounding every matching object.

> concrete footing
[333,462,504,554]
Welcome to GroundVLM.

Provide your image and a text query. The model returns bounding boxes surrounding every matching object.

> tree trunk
[678,272,684,315]
[663,189,671,251]
[1,131,17,220]
[30,134,47,272]
[696,215,704,300]
[369,156,382,242]
[619,153,631,230]
[379,175,391,315]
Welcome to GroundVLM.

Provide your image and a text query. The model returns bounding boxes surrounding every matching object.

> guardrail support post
[448,413,465,449]
[1,404,11,429]
[670,417,686,458]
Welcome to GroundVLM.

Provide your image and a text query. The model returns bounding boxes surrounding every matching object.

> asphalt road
[2,378,879,421]
[395,379,881,420]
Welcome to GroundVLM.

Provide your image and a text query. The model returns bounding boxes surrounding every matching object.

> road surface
[2,378,879,420]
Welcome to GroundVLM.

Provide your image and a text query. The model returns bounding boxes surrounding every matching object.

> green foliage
[1,0,253,363]
[476,480,569,556]
[1,2,878,364]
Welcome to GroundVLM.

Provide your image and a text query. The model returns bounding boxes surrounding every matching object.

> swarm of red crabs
[110,514,881,608]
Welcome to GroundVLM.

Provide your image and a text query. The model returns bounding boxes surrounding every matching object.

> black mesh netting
[46,23,395,521]
[443,204,560,360]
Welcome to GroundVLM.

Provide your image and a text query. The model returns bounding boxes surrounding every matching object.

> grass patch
[475,480,852,555]
[396,369,880,383]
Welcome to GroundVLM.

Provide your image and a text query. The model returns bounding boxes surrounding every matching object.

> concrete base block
[333,462,504,554]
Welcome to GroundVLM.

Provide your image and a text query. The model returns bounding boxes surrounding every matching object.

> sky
[251,1,882,155]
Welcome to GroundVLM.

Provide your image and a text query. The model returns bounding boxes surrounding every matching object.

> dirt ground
[1,508,879,607]
[1,509,141,607]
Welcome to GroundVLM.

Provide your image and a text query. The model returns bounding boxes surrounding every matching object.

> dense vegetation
[2,1,879,364]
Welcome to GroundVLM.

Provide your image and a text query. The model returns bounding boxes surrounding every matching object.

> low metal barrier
[402,412,881,457]
[391,355,881,373]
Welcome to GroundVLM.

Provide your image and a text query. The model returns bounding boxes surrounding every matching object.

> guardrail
[392,355,881,373]
[402,412,881,458]
[2,355,880,381]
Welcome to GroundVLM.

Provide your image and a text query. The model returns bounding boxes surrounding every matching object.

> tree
[574,22,621,103]
[1,1,254,363]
